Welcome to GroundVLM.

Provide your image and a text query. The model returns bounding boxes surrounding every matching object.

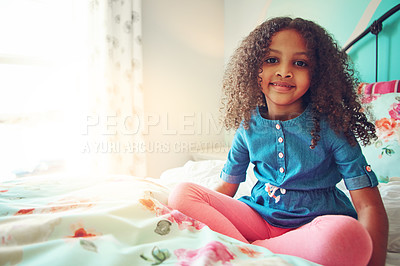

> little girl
[168,17,388,266]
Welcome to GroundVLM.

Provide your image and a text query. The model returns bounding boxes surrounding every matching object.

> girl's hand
[214,180,240,198]
[350,186,388,266]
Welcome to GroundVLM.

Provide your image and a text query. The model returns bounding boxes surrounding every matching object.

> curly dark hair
[221,17,377,148]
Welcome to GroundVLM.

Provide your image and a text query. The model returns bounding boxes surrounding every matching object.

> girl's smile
[269,81,296,92]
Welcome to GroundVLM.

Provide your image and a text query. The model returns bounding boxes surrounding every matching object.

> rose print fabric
[357,80,400,183]
[0,175,316,265]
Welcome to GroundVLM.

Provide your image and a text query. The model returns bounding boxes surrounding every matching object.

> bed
[0,173,319,266]
[1,153,399,265]
[1,83,400,266]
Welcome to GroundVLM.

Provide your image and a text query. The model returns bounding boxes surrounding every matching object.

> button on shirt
[221,106,378,228]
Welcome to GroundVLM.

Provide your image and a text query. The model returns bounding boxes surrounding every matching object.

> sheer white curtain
[81,0,146,176]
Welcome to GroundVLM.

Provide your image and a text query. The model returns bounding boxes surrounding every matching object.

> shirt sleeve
[330,132,378,190]
[220,128,250,184]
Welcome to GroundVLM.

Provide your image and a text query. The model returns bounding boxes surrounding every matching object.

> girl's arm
[214,179,240,198]
[350,186,388,266]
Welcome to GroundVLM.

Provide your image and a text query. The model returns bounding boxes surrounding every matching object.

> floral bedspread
[0,175,317,266]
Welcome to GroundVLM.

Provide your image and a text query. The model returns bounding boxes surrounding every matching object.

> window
[0,0,85,178]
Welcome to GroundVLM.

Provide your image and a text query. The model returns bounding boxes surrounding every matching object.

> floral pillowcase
[357,80,400,183]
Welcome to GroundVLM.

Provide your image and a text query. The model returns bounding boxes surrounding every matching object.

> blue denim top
[221,106,378,228]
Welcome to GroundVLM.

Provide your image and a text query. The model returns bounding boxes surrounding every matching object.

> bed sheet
[0,174,318,266]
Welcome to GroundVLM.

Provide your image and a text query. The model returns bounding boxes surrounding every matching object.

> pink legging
[168,182,373,266]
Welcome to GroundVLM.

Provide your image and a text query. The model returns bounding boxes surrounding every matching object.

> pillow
[357,80,400,183]
[159,160,258,199]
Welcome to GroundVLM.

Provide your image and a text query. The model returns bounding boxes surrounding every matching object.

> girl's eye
[265,58,278,64]
[294,60,308,67]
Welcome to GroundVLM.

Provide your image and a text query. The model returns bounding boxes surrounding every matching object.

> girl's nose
[275,65,293,78]
[275,70,293,78]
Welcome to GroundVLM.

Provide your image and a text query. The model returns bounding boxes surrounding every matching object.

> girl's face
[259,29,311,115]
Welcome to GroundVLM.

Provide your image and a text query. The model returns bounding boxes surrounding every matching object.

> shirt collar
[254,105,312,127]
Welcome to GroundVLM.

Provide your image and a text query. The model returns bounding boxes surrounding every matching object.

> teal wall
[224,0,400,83]
[348,0,400,82]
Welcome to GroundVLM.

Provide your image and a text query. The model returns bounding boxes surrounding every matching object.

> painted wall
[348,0,400,83]
[142,0,225,177]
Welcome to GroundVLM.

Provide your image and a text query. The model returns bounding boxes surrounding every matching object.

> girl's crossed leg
[168,182,282,243]
[168,182,372,266]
